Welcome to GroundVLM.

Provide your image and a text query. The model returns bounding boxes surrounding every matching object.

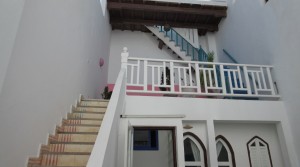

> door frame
[125,119,185,167]
[133,126,177,167]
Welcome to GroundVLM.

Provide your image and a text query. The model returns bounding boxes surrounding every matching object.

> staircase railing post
[181,38,184,51]
[192,48,195,60]
[266,67,275,95]
[187,44,189,56]
[170,62,175,92]
[121,47,129,70]
[220,65,227,95]
[243,65,252,95]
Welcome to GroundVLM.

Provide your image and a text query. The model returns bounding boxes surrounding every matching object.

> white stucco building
[0,0,300,167]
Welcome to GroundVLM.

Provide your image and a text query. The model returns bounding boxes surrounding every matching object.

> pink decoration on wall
[99,58,104,68]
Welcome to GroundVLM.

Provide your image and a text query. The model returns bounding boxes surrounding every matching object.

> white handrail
[124,55,279,99]
[127,57,274,68]
[87,49,128,167]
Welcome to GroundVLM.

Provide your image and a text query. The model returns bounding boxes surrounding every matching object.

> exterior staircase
[147,26,208,62]
[147,26,211,86]
[27,97,109,167]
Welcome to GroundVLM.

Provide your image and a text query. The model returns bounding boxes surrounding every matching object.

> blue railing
[156,26,208,62]
[222,49,259,98]
[223,49,239,64]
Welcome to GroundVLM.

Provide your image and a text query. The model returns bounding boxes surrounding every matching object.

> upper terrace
[108,0,227,35]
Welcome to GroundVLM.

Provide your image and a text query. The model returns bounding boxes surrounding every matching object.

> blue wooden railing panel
[223,49,238,64]
[222,49,259,99]
[156,26,208,62]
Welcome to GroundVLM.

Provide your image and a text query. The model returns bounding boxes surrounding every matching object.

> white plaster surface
[215,122,284,167]
[0,0,26,95]
[0,0,110,166]
[125,96,285,121]
[124,95,293,166]
[215,0,300,164]
[182,121,207,149]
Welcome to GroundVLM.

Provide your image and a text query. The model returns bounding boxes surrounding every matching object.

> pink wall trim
[107,84,208,98]
[108,84,170,96]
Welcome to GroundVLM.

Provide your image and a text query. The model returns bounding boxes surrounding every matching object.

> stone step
[62,119,102,126]
[73,107,106,113]
[41,144,93,154]
[79,101,108,107]
[67,113,104,120]
[41,154,89,166]
[49,134,97,144]
[56,126,100,133]
[81,98,109,102]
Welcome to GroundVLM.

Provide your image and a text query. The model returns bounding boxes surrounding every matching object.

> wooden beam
[107,2,227,17]
[110,18,218,31]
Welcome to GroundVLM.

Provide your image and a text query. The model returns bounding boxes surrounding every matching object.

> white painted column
[121,47,129,69]
[206,33,219,62]
[277,120,299,167]
[206,120,218,167]
[193,29,199,47]
[176,123,186,167]
[117,119,128,167]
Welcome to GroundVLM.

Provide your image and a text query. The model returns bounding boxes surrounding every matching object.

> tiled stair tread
[62,119,102,126]
[73,107,106,113]
[51,134,97,142]
[57,126,100,133]
[81,99,109,102]
[79,101,108,107]
[50,141,95,145]
[46,144,94,153]
[67,113,104,120]
[41,154,89,166]
[56,132,98,135]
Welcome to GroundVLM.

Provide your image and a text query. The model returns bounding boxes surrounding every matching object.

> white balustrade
[121,48,279,99]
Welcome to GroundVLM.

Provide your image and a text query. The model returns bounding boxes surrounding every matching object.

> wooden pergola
[108,0,227,35]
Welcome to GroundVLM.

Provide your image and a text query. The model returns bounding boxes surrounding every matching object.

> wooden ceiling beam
[107,2,227,17]
[110,19,218,31]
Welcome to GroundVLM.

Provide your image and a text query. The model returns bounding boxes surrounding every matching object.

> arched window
[247,136,273,167]
[183,132,207,167]
[215,135,236,167]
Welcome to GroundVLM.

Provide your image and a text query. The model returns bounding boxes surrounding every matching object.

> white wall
[215,122,284,167]
[215,0,300,163]
[108,30,181,84]
[0,0,26,95]
[124,96,296,166]
[0,0,111,166]
[133,130,174,167]
[125,96,285,121]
